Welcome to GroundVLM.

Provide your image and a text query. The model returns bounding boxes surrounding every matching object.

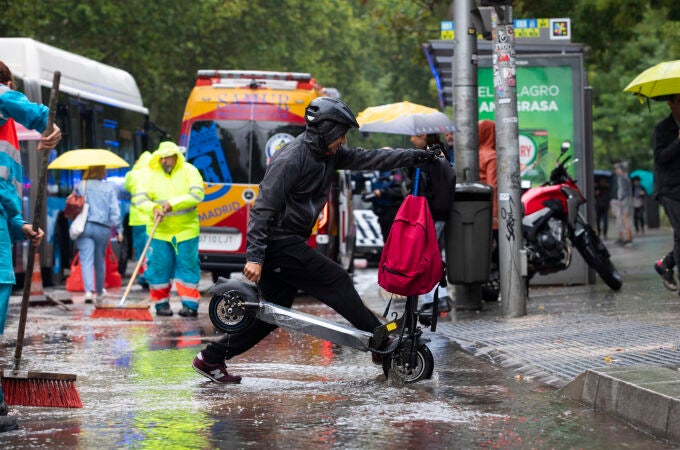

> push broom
[90,216,160,321]
[2,71,82,408]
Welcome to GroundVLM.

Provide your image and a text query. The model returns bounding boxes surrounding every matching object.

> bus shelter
[423,22,595,285]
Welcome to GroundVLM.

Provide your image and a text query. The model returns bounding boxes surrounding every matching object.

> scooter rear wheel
[208,290,254,333]
[382,343,434,383]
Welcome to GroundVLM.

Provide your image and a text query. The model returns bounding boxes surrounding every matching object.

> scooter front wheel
[382,343,434,383]
[208,290,255,333]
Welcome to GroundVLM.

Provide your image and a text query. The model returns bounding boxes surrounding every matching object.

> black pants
[375,205,400,241]
[203,236,381,362]
[633,206,645,232]
[661,197,680,273]
[596,206,609,237]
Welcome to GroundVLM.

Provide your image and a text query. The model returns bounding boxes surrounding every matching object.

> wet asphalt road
[0,266,675,448]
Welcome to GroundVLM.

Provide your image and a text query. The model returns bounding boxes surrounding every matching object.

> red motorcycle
[483,141,622,300]
[521,141,622,290]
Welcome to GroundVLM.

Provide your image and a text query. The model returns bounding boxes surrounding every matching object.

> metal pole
[491,5,527,317]
[453,0,483,310]
[453,0,479,183]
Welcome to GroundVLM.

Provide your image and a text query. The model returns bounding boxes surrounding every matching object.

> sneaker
[84,291,94,304]
[0,416,18,433]
[624,240,633,247]
[178,306,198,318]
[96,289,108,301]
[654,260,678,291]
[155,303,173,317]
[192,352,241,383]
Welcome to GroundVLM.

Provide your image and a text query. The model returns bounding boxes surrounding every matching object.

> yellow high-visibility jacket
[138,145,204,244]
[124,151,152,227]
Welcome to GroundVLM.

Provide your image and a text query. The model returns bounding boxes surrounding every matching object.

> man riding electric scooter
[192,97,437,383]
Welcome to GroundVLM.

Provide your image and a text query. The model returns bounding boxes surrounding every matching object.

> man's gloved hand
[427,143,444,155]
[415,147,438,164]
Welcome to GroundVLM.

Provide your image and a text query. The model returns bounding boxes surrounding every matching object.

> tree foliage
[1,0,678,171]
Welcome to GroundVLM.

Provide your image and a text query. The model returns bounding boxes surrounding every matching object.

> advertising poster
[477,63,577,186]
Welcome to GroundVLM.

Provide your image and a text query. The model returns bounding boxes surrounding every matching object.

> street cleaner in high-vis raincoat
[137,141,204,317]
[0,60,61,431]
[124,151,153,288]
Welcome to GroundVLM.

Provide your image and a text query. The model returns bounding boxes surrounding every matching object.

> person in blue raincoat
[0,60,61,431]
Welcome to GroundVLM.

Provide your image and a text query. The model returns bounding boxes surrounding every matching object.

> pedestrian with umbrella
[624,61,680,291]
[356,101,457,312]
[652,93,680,292]
[70,164,123,302]
[48,149,129,303]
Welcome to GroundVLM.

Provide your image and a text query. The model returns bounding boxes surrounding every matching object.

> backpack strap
[413,167,421,196]
[430,263,448,332]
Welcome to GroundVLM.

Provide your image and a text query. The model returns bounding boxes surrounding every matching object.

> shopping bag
[105,242,122,288]
[65,253,84,292]
[65,246,123,292]
[69,203,89,240]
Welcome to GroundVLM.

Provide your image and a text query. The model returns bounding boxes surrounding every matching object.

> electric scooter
[207,277,437,383]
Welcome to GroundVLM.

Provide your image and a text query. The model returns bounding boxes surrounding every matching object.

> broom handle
[14,71,61,370]
[119,215,161,305]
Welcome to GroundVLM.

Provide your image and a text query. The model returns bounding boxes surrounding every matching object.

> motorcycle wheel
[382,343,434,383]
[208,291,255,333]
[575,225,623,291]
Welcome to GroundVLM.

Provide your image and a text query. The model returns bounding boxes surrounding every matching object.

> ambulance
[179,70,355,279]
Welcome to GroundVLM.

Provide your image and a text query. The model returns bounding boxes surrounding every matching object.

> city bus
[179,70,355,280]
[0,38,161,286]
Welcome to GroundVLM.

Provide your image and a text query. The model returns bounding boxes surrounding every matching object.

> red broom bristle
[90,307,153,321]
[1,378,82,408]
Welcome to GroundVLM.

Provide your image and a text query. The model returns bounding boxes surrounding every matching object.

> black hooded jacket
[653,113,680,201]
[246,127,428,264]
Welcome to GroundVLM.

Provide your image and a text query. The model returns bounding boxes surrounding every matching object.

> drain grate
[436,314,680,386]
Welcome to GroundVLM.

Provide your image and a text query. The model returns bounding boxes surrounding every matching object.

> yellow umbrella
[623,60,680,99]
[357,101,458,135]
[47,149,130,170]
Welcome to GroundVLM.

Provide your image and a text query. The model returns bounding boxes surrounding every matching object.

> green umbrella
[630,169,653,195]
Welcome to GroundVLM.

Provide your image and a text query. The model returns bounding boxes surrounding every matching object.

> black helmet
[305,97,359,129]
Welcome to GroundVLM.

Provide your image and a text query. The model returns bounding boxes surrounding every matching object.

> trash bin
[446,182,493,284]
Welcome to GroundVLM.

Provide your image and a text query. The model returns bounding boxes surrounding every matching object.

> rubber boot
[0,398,17,432]
[0,416,18,432]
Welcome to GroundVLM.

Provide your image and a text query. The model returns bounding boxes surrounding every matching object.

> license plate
[199,232,242,251]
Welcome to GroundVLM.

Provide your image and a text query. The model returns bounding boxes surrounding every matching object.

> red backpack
[378,193,443,296]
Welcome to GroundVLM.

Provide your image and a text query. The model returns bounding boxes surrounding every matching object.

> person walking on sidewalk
[631,175,646,235]
[0,60,61,431]
[614,161,633,247]
[653,93,680,292]
[73,165,123,303]
[124,151,152,289]
[192,97,439,383]
[406,131,454,311]
[138,141,204,317]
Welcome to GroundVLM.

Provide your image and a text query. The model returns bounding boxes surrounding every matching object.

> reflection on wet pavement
[0,284,674,448]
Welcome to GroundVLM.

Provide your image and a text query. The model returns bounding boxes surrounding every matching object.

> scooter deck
[255,301,374,351]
